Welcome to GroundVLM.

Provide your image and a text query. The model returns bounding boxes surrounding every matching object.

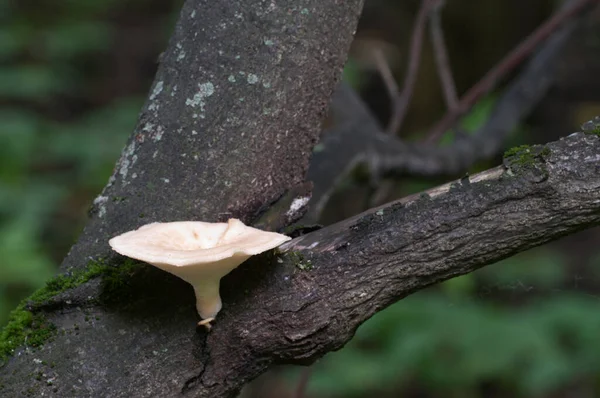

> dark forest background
[1,1,600,397]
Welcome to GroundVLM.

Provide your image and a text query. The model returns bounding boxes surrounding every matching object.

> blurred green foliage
[317,55,600,398]
[0,1,152,326]
[304,249,600,398]
[2,1,600,397]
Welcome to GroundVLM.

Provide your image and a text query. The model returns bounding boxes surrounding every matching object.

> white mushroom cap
[108,218,290,321]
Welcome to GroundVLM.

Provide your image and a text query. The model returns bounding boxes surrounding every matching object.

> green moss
[581,118,600,136]
[540,146,551,157]
[504,144,552,167]
[503,144,551,180]
[503,145,534,165]
[0,305,57,363]
[27,261,109,306]
[97,259,141,302]
[0,259,141,362]
[286,251,313,271]
[296,261,313,271]
[589,127,600,136]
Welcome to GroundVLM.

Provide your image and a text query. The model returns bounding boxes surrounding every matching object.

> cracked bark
[1,2,600,398]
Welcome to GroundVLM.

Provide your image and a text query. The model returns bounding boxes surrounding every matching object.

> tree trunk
[1,1,599,398]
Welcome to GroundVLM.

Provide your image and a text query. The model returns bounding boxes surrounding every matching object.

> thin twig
[373,48,400,133]
[429,0,458,111]
[294,367,312,398]
[386,0,436,135]
[425,0,597,143]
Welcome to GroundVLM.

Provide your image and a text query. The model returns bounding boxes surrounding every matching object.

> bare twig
[307,2,579,217]
[294,367,313,398]
[425,0,597,143]
[373,48,400,133]
[371,13,577,178]
[386,0,436,135]
[429,0,458,111]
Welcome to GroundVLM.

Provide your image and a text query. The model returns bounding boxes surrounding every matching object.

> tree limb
[306,3,583,223]
[205,131,600,395]
[304,82,387,223]
[0,0,364,397]
[370,12,577,177]
[426,0,598,142]
[1,2,599,398]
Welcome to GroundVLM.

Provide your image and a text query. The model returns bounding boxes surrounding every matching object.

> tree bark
[1,2,600,398]
[0,0,363,397]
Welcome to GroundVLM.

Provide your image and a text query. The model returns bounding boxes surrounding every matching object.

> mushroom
[108,218,290,329]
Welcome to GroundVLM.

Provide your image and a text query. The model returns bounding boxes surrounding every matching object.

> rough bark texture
[68,0,363,271]
[1,1,600,398]
[0,0,364,397]
[192,132,600,394]
[305,9,581,224]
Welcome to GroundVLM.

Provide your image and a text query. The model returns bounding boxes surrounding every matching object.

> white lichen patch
[585,154,600,162]
[151,125,165,142]
[93,195,109,218]
[176,43,186,61]
[191,10,196,18]
[286,196,310,217]
[150,81,163,101]
[247,74,259,84]
[262,81,271,89]
[264,39,274,46]
[228,75,236,83]
[118,141,137,184]
[185,82,215,114]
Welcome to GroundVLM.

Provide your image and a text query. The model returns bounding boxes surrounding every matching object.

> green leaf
[0,66,69,100]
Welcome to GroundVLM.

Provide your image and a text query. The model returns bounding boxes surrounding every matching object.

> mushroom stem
[192,280,223,320]
[108,219,291,329]
[197,318,215,330]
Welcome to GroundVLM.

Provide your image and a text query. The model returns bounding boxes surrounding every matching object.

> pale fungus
[108,218,290,329]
